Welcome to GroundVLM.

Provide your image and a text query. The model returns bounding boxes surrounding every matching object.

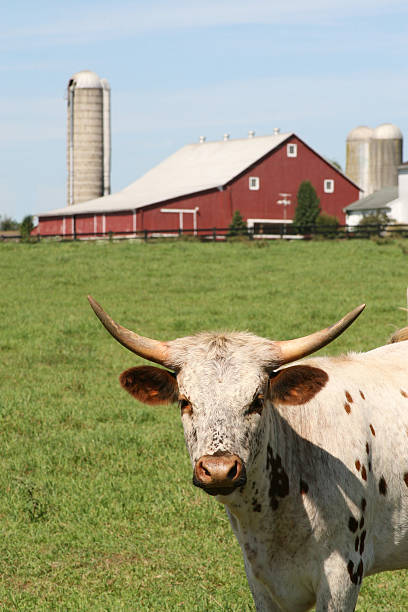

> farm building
[36,131,360,237]
[344,163,408,226]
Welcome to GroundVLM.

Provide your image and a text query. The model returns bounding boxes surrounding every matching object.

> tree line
[0,215,34,238]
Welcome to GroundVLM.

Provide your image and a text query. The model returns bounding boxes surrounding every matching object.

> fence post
[144,230,148,242]
[212,227,216,241]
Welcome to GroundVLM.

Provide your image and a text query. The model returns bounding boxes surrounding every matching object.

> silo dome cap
[374,123,403,140]
[347,125,374,141]
[68,70,103,89]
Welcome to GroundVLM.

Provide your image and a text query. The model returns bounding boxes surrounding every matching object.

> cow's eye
[246,394,264,416]
[180,398,193,416]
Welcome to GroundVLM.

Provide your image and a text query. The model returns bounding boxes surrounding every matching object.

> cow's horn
[88,296,171,367]
[274,304,365,366]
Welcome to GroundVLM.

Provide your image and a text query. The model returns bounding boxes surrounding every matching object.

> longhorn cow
[88,296,408,612]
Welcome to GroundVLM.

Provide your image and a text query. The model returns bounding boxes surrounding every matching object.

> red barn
[37,132,360,237]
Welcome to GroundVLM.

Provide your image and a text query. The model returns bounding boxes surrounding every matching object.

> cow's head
[88,296,364,498]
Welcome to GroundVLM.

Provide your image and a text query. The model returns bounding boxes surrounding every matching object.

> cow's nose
[193,453,246,495]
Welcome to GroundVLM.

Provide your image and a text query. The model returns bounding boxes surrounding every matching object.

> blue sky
[1,0,408,221]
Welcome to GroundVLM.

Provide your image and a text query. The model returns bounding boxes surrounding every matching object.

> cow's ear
[119,366,179,405]
[269,365,328,406]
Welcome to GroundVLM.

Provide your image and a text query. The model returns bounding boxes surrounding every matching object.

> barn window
[287,143,297,158]
[324,179,335,193]
[249,176,260,191]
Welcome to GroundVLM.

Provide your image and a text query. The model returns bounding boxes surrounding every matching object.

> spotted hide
[88,297,408,612]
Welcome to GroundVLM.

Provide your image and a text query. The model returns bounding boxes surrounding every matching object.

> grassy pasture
[0,238,407,611]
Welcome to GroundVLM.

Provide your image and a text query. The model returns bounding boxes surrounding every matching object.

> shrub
[228,210,248,237]
[357,212,394,237]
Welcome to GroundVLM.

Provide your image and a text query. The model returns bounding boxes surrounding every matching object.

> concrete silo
[67,70,111,206]
[345,126,375,196]
[372,123,403,192]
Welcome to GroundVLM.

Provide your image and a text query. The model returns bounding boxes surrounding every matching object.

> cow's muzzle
[193,452,247,496]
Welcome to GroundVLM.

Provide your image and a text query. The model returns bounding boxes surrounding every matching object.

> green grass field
[0,238,407,611]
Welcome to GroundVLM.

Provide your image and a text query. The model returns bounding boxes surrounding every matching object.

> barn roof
[38,132,295,217]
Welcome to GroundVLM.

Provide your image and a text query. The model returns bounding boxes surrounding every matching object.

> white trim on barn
[247,218,293,229]
[160,207,200,235]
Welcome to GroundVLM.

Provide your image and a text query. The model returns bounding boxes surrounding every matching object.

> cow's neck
[223,402,309,546]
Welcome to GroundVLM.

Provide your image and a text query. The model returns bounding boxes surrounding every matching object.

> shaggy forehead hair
[167,331,280,372]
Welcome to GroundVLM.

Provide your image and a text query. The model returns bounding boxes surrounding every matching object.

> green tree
[293,181,321,231]
[328,159,342,171]
[0,215,19,230]
[20,215,34,238]
[228,210,247,236]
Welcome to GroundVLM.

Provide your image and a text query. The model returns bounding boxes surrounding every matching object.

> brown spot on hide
[403,473,408,487]
[369,424,376,436]
[355,536,359,552]
[269,365,328,406]
[119,366,178,405]
[361,498,367,512]
[266,444,289,510]
[345,391,353,403]
[401,389,408,398]
[355,460,361,472]
[349,517,358,533]
[344,402,351,414]
[366,442,370,454]
[360,390,365,400]
[360,530,366,555]
[359,517,364,530]
[361,465,367,481]
[300,479,309,495]
[379,476,387,496]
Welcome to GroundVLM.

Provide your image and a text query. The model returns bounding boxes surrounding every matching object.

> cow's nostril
[227,461,238,480]
[201,463,211,477]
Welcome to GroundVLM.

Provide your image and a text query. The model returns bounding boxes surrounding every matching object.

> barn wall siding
[228,136,357,224]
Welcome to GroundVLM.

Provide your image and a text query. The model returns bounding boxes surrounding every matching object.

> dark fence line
[2,224,408,242]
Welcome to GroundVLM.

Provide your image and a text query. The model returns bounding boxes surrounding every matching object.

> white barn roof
[38,132,293,217]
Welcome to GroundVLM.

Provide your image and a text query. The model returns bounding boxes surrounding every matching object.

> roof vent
[273,127,280,135]
[248,130,255,138]
[223,133,230,141]
[199,136,206,143]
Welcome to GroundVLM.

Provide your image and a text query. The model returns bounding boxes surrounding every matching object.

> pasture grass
[0,238,407,610]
